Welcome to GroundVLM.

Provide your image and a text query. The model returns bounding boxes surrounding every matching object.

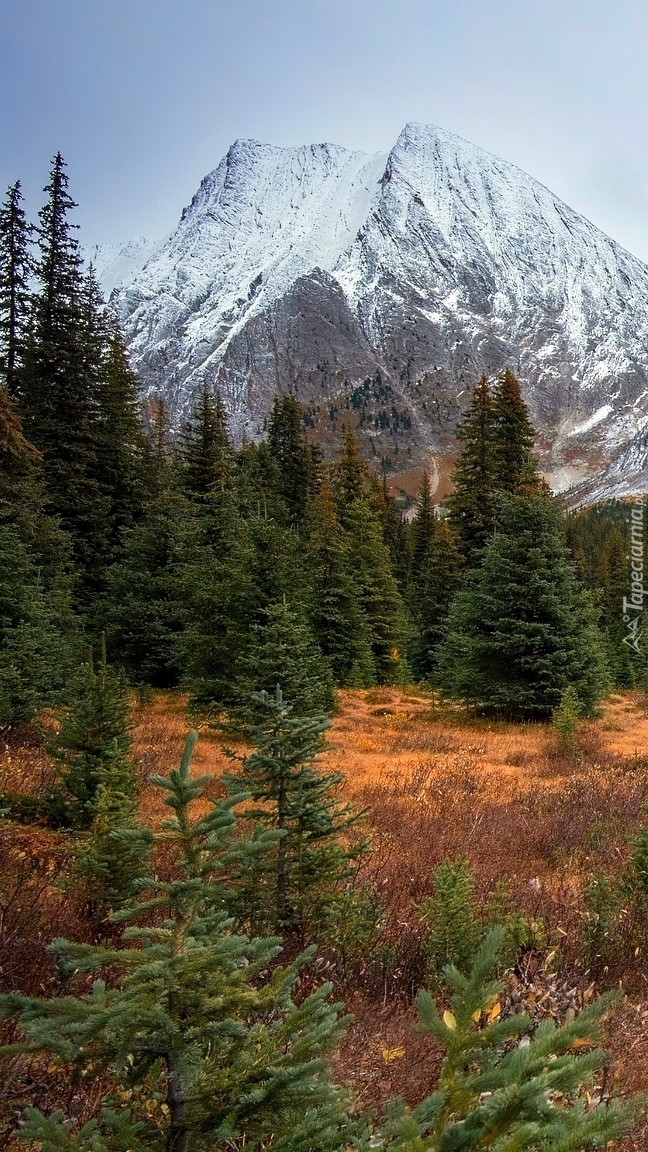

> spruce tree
[596,523,642,686]
[0,180,33,396]
[492,368,536,494]
[267,394,320,527]
[331,427,370,521]
[104,492,185,687]
[232,601,335,729]
[0,732,357,1152]
[176,509,306,709]
[46,638,135,828]
[0,391,76,724]
[19,154,106,596]
[234,439,287,522]
[330,431,405,682]
[439,491,609,717]
[74,762,150,923]
[224,689,362,936]
[179,387,232,502]
[410,518,464,680]
[407,473,461,681]
[306,483,376,686]
[344,497,405,683]
[419,858,482,979]
[409,472,435,587]
[91,306,146,552]
[368,473,410,585]
[446,375,497,567]
[105,403,184,687]
[142,395,173,496]
[381,929,639,1152]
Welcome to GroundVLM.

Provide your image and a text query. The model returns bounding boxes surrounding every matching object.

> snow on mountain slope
[109,123,648,492]
[114,140,387,425]
[86,236,160,297]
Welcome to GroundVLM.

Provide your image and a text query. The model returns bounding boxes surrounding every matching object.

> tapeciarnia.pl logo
[623,496,645,654]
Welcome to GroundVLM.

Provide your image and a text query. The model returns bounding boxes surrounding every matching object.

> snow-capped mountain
[105,123,648,494]
[86,236,161,298]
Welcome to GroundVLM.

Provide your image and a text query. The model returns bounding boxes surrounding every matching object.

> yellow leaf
[472,1009,482,1022]
[382,1046,406,1062]
[443,1010,457,1030]
[544,950,556,968]
[569,1038,592,1050]
[487,1001,501,1023]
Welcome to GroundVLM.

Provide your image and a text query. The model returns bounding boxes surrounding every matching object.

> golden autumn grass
[3,686,648,1148]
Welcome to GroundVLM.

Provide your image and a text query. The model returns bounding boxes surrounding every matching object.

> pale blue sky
[3,0,648,257]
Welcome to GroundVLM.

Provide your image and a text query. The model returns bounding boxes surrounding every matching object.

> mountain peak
[104,123,648,498]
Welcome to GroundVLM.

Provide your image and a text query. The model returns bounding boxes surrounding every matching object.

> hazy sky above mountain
[3,0,648,258]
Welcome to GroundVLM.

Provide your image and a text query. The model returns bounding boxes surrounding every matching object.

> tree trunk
[277,766,287,925]
[166,1066,189,1152]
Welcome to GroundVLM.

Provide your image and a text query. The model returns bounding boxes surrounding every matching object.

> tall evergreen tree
[492,368,536,493]
[105,400,184,687]
[330,431,405,682]
[306,483,376,686]
[179,387,232,501]
[344,498,405,683]
[176,510,307,709]
[15,164,144,607]
[596,523,642,685]
[104,503,185,688]
[368,473,410,585]
[104,496,185,687]
[19,154,106,594]
[142,395,173,497]
[225,690,361,936]
[267,394,319,527]
[0,181,33,396]
[446,375,497,567]
[439,491,609,717]
[409,518,463,681]
[0,391,76,724]
[409,472,435,586]
[566,501,646,687]
[91,306,146,548]
[234,438,294,524]
[46,639,135,829]
[331,427,370,523]
[232,601,335,729]
[0,732,357,1152]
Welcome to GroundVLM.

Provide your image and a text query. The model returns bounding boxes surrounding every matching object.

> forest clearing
[4,686,648,1150]
[2,154,646,1147]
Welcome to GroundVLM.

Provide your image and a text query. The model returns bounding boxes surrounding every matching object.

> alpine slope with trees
[0,155,646,1150]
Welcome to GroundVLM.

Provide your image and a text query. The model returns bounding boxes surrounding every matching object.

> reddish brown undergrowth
[3,687,648,1147]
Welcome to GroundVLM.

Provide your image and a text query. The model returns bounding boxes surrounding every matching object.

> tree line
[2,154,641,730]
[0,154,645,1150]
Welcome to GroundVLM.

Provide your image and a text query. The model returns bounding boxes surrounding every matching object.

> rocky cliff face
[105,123,648,495]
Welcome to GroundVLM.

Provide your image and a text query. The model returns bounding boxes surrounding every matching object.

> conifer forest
[3,157,648,1152]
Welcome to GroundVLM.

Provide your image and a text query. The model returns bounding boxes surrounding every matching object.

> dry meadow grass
[3,686,648,1146]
